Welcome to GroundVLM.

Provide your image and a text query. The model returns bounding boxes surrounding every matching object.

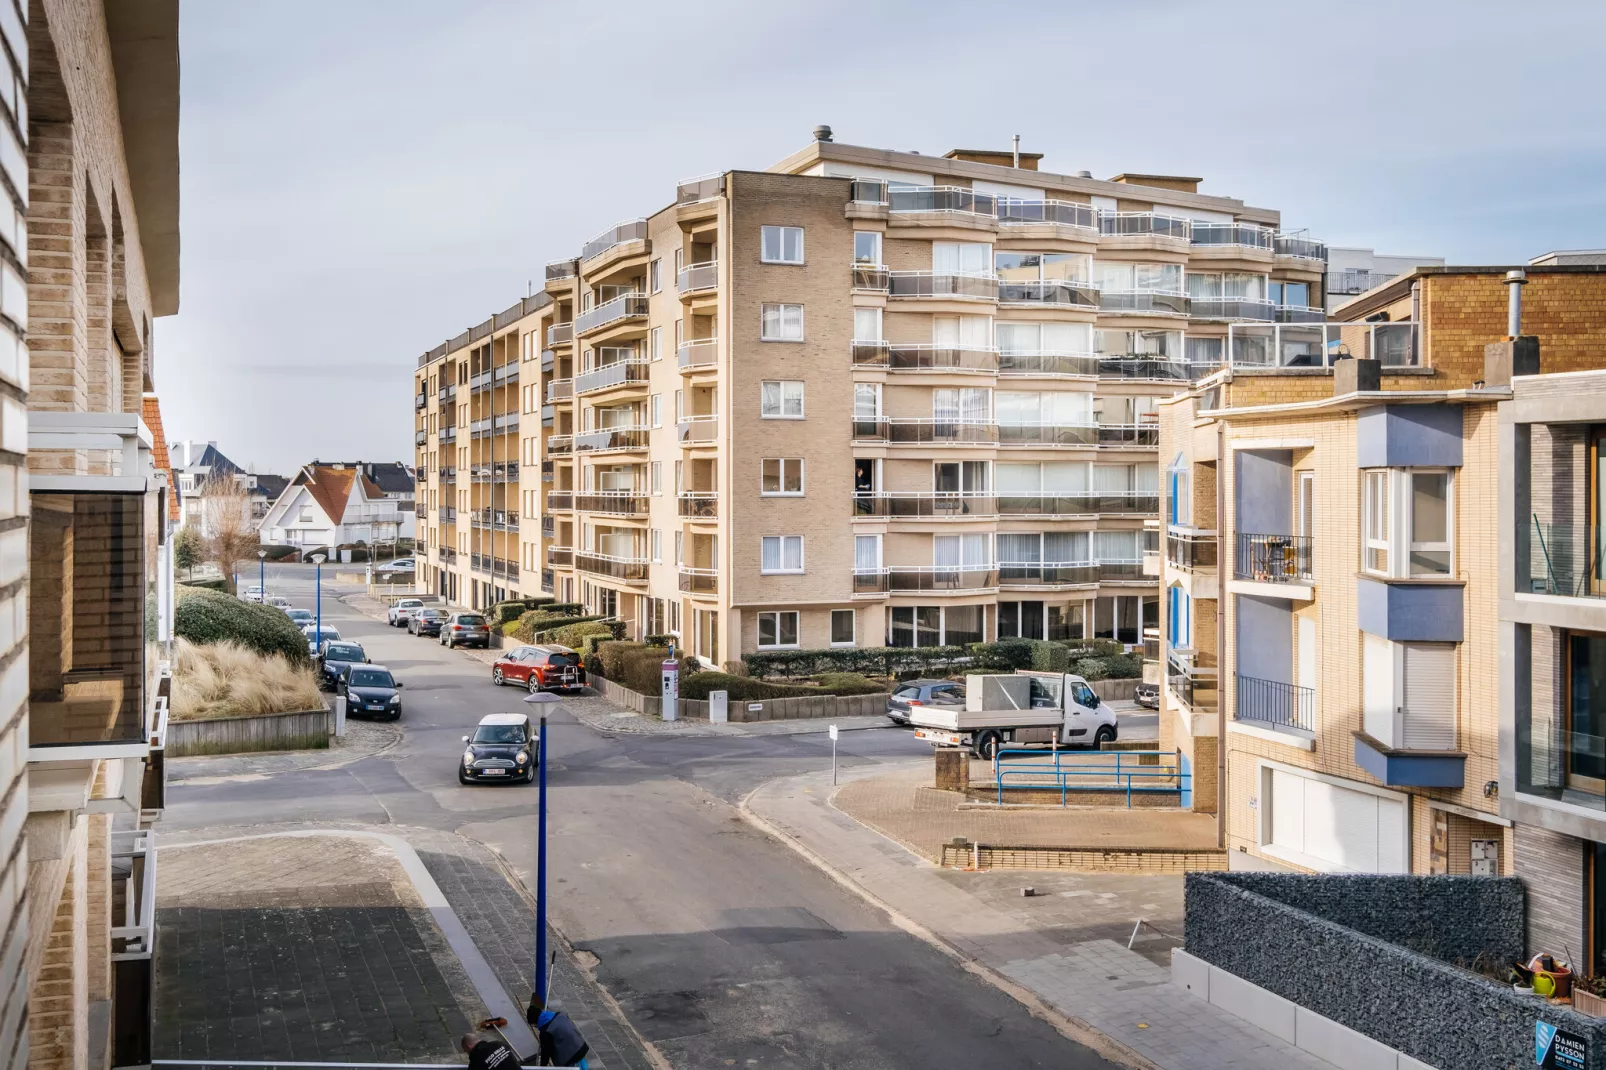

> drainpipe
[1216,422,1227,849]
[1506,269,1528,339]
[1012,134,1020,169]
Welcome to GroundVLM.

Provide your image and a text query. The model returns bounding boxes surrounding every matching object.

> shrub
[534,620,615,653]
[1071,652,1143,681]
[170,638,323,721]
[258,544,300,562]
[744,645,972,680]
[491,597,554,625]
[175,585,310,664]
[1030,640,1071,674]
[513,610,600,642]
[681,672,821,701]
[643,634,678,648]
[180,577,229,593]
[969,640,1035,671]
[813,672,889,696]
[501,620,523,636]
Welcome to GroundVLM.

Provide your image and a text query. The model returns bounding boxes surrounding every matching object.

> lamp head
[257,550,267,559]
[309,553,327,565]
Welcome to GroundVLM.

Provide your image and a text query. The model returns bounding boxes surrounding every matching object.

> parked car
[886,679,966,726]
[492,644,585,693]
[1135,682,1159,710]
[376,557,416,573]
[303,624,341,655]
[242,584,266,603]
[439,612,490,649]
[459,713,535,784]
[387,598,424,626]
[317,640,369,690]
[408,607,448,637]
[339,664,403,721]
[285,608,314,628]
[268,596,293,610]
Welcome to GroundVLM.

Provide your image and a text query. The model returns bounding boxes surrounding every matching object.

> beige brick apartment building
[412,134,1330,665]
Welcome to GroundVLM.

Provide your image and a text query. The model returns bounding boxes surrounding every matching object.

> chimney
[1482,270,1541,386]
[1334,357,1381,396]
[813,124,832,142]
[1505,269,1527,338]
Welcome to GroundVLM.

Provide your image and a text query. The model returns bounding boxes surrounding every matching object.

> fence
[991,748,1188,808]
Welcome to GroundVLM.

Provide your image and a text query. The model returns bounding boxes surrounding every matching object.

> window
[761,380,804,418]
[651,528,662,563]
[761,303,805,341]
[650,461,662,494]
[830,609,856,647]
[887,605,984,647]
[854,383,881,419]
[1269,280,1311,308]
[1363,637,1457,751]
[854,307,883,342]
[675,530,683,566]
[1363,470,1389,573]
[761,535,804,573]
[648,259,661,293]
[650,394,662,427]
[1361,468,1454,578]
[649,326,662,361]
[762,458,804,495]
[298,506,313,523]
[1096,261,1183,293]
[757,610,800,648]
[854,534,881,573]
[933,242,992,276]
[853,231,882,265]
[761,226,805,264]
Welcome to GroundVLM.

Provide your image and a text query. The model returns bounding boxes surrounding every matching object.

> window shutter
[1401,643,1457,751]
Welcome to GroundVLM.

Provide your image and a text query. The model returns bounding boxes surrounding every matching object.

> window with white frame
[853,382,881,420]
[1363,636,1457,751]
[650,394,662,427]
[761,226,804,264]
[831,609,856,646]
[854,307,883,342]
[761,303,805,341]
[853,231,882,265]
[761,535,804,573]
[933,242,992,276]
[854,533,881,573]
[649,326,662,361]
[757,610,800,649]
[648,259,661,293]
[651,528,662,563]
[760,380,804,418]
[650,461,662,494]
[1361,468,1453,578]
[762,458,804,495]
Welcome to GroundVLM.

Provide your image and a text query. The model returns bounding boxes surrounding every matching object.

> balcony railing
[1099,289,1189,315]
[1234,532,1313,584]
[677,415,718,445]
[852,566,999,593]
[1328,269,1397,296]
[1189,297,1275,321]
[438,384,457,403]
[852,418,997,445]
[440,426,457,444]
[998,351,1099,377]
[1275,304,1326,324]
[416,466,429,483]
[850,341,999,374]
[546,322,574,346]
[678,568,718,594]
[848,419,1156,448]
[415,430,427,446]
[575,358,650,395]
[888,185,997,218]
[576,551,649,582]
[1095,423,1161,447]
[542,568,555,592]
[1228,321,1419,368]
[678,492,718,519]
[888,272,998,300]
[850,179,890,205]
[547,491,573,511]
[677,261,718,294]
[581,218,649,262]
[575,294,649,336]
[1095,356,1204,381]
[999,493,1157,515]
[575,493,648,516]
[997,279,1099,308]
[1167,529,1218,570]
[1191,222,1274,250]
[1168,650,1219,713]
[439,466,457,481]
[676,173,725,204]
[438,546,458,563]
[548,546,573,567]
[545,258,579,282]
[1274,236,1328,261]
[997,561,1144,585]
[541,348,556,369]
[1099,212,1190,239]
[573,427,649,453]
[547,435,572,456]
[440,506,457,523]
[996,198,1097,231]
[1235,674,1314,733]
[852,493,996,518]
[547,378,573,401]
[677,337,718,370]
[1530,518,1603,598]
[852,264,890,291]
[414,392,426,410]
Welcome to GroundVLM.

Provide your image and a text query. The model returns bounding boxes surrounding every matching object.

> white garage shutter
[1401,643,1457,751]
[1266,768,1407,874]
[1269,768,1306,853]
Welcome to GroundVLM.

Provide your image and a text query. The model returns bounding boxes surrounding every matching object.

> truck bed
[909,706,1065,732]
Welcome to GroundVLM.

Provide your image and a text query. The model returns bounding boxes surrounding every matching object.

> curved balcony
[573,427,650,454]
[576,551,649,583]
[575,493,649,517]
[996,198,1097,233]
[887,272,998,301]
[850,341,998,374]
[852,566,998,594]
[1189,297,1274,321]
[852,493,996,518]
[998,351,1098,377]
[581,218,649,263]
[575,294,649,337]
[996,279,1099,308]
[1191,222,1274,252]
[1098,212,1190,240]
[1099,290,1189,315]
[678,492,718,519]
[851,264,890,292]
[1273,236,1327,262]
[677,337,718,372]
[546,322,574,347]
[575,357,650,396]
[888,185,997,220]
[677,415,718,447]
[677,261,718,295]
[678,568,718,595]
[852,418,996,445]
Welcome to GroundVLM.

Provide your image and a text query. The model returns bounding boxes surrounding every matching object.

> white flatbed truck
[910,670,1119,759]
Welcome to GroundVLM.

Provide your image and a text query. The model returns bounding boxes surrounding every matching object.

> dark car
[1135,682,1159,709]
[317,640,368,690]
[886,679,966,726]
[440,612,490,649]
[339,664,404,721]
[409,607,449,637]
[460,713,536,784]
[492,644,585,693]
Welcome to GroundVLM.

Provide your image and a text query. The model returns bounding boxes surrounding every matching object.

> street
[162,563,1121,1068]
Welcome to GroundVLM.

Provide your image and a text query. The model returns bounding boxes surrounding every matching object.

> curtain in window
[854,384,879,418]
[1093,464,1131,492]
[994,392,1037,425]
[1044,461,1087,493]
[1043,322,1091,353]
[996,323,1037,354]
[960,388,989,423]
[1045,531,1088,563]
[1186,273,1221,298]
[1135,463,1159,492]
[996,462,1039,494]
[997,533,1040,565]
[1095,530,1139,561]
[933,389,960,422]
[1097,263,1135,291]
[854,535,880,571]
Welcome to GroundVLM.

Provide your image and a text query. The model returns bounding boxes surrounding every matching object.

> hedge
[681,672,821,701]
[591,642,696,695]
[180,577,229,593]
[743,645,975,680]
[813,672,890,696]
[531,620,617,653]
[512,609,598,642]
[175,585,310,664]
[257,544,300,562]
[490,597,555,625]
[1072,652,1144,681]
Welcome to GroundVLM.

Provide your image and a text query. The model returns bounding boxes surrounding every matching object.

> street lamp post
[523,690,558,1001]
[309,553,327,649]
[257,549,267,601]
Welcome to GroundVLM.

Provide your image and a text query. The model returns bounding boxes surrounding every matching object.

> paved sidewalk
[166,716,401,782]
[744,766,1338,1070]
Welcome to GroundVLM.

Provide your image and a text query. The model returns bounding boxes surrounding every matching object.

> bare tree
[201,476,257,595]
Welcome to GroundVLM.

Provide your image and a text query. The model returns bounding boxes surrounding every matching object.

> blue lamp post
[309,552,327,650]
[523,690,558,1000]
[257,549,267,601]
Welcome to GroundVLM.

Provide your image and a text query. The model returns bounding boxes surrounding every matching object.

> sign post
[829,723,839,785]
[333,692,346,737]
[523,691,559,1003]
[661,648,679,722]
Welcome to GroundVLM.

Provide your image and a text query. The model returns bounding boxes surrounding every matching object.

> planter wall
[1092,678,1137,702]
[167,707,331,757]
[589,677,885,722]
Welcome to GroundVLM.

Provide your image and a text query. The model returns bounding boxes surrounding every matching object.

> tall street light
[257,548,267,602]
[309,552,327,651]
[523,689,558,1000]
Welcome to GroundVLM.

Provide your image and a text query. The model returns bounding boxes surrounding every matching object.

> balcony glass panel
[995,199,1096,230]
[575,294,649,336]
[1191,222,1273,250]
[581,219,649,261]
[676,173,724,204]
[677,261,718,294]
[1274,236,1328,261]
[888,272,998,300]
[1098,212,1190,239]
[1227,322,1419,369]
[888,186,996,217]
[546,323,574,346]
[677,338,718,369]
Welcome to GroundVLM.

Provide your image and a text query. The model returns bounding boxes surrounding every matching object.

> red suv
[491,644,586,693]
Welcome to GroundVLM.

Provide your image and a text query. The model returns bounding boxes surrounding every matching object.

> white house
[260,461,416,551]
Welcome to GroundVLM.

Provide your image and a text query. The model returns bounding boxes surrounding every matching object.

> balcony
[853,493,997,518]
[575,293,649,336]
[575,493,648,516]
[677,337,718,371]
[996,198,1097,232]
[548,546,573,567]
[541,517,555,537]
[438,546,458,563]
[887,272,998,301]
[546,322,574,346]
[996,279,1099,308]
[581,218,649,262]
[1189,297,1274,321]
[998,351,1099,377]
[1190,222,1274,252]
[677,415,718,447]
[852,566,999,594]
[439,466,457,482]
[542,568,554,592]
[1099,289,1189,315]
[1235,674,1314,734]
[575,357,649,395]
[1274,236,1328,262]
[1095,356,1203,381]
[547,435,573,456]
[850,341,999,374]
[1167,650,1219,713]
[576,551,649,582]
[850,178,890,205]
[546,491,573,512]
[852,418,996,445]
[678,492,718,519]
[998,563,1100,587]
[440,507,457,523]
[417,466,429,483]
[545,258,579,283]
[678,568,718,594]
[997,423,1099,447]
[546,378,573,402]
[438,384,457,403]
[677,261,718,295]
[540,460,554,482]
[1099,212,1190,240]
[676,173,725,204]
[415,392,426,410]
[541,348,555,369]
[1000,493,1157,515]
[1095,423,1160,447]
[471,369,493,393]
[573,427,649,454]
[888,185,997,219]
[1167,529,1218,570]
[1275,305,1326,324]
[851,264,890,292]
[1234,532,1313,584]
[440,426,457,444]
[1228,320,1419,369]
[415,430,427,446]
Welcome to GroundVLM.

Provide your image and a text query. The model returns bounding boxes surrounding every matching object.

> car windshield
[421,609,445,619]
[458,615,487,626]
[288,611,312,620]
[348,669,395,688]
[473,723,527,744]
[311,628,339,640]
[325,644,363,662]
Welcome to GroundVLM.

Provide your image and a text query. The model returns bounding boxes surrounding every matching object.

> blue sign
[1537,1020,1587,1070]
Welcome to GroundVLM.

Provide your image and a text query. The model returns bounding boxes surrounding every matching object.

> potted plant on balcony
[1574,975,1606,1016]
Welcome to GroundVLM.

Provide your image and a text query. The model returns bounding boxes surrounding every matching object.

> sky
[158,0,1606,474]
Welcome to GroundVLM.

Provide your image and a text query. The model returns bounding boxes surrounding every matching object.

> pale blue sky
[159,0,1606,473]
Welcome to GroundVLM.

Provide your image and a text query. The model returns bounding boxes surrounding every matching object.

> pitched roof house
[260,461,416,550]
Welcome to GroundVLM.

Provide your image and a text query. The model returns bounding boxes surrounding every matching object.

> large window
[830,609,856,647]
[933,242,992,276]
[1363,636,1457,751]
[1269,280,1311,308]
[760,535,804,573]
[853,231,882,265]
[854,307,883,341]
[761,458,804,495]
[761,226,804,264]
[757,611,800,649]
[760,380,805,418]
[994,251,1091,283]
[1568,632,1606,791]
[887,605,985,647]
[1096,329,1181,359]
[997,321,1091,355]
[1361,468,1454,578]
[761,303,804,341]
[1096,262,1182,293]
[1185,272,1268,299]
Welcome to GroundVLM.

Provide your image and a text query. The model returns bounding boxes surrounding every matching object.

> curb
[738,777,1163,1070]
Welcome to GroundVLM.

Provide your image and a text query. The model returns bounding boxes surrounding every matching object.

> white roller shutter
[1363,633,1396,745]
[1401,643,1457,751]
[1265,766,1408,874]
[1269,769,1305,854]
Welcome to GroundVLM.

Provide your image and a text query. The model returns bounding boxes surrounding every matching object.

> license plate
[368,705,386,711]
[481,768,506,776]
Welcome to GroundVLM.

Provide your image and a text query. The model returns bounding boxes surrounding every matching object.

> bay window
[1362,468,1454,578]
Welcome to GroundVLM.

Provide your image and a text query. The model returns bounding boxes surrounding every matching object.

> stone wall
[166,709,330,758]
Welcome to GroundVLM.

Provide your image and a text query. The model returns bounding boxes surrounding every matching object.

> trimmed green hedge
[490,597,555,625]
[813,672,889,696]
[1072,653,1144,681]
[175,586,310,664]
[532,620,617,653]
[681,672,821,701]
[258,544,300,562]
[743,645,975,680]
[592,642,696,695]
[512,609,596,642]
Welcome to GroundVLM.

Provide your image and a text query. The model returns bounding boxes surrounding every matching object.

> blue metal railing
[991,748,1188,808]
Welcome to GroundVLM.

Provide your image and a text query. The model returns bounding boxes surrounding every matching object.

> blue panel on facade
[1354,733,1466,788]
[1237,594,1294,684]
[1355,405,1463,469]
[1236,450,1292,535]
[1356,576,1464,641]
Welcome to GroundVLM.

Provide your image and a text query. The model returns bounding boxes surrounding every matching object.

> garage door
[1267,767,1406,873]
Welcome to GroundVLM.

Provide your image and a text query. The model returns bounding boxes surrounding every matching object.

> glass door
[1567,632,1606,793]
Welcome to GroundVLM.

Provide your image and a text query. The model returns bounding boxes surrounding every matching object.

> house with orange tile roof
[260,460,416,552]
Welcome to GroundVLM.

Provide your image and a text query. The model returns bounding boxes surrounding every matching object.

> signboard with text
[1537,1021,1587,1070]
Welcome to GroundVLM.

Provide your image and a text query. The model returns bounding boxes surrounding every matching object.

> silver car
[439,612,490,649]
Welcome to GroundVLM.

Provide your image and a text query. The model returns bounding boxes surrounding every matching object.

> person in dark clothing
[460,1032,518,1070]
[526,994,590,1068]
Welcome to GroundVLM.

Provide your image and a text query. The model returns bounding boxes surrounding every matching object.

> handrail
[581,218,649,261]
[991,748,1187,808]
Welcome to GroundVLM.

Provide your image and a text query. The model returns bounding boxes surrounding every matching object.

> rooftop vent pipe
[1505,269,1528,338]
[813,124,833,142]
[1012,134,1020,169]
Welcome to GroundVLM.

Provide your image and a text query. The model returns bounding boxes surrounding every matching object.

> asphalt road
[165,563,1120,1069]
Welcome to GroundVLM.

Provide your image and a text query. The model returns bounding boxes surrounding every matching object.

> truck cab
[910,670,1119,758]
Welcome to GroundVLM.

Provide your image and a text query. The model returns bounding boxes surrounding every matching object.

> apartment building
[12,3,181,1070]
[1157,263,1606,903]
[412,134,1330,662]
[1323,247,1444,312]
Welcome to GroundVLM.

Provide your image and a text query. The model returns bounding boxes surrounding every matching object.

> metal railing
[575,493,648,516]
[888,272,999,300]
[1099,289,1189,314]
[546,322,573,346]
[414,429,427,445]
[1095,356,1207,381]
[548,546,573,566]
[546,491,573,511]
[677,337,718,369]
[992,749,1189,808]
[1099,212,1190,239]
[997,279,1099,307]
[439,465,456,481]
[575,357,650,395]
[439,507,456,523]
[1275,304,1327,324]
[1328,268,1396,294]
[575,293,649,335]
[677,415,718,445]
[852,418,997,445]
[1274,235,1327,261]
[112,829,156,960]
[676,172,725,204]
[546,378,573,401]
[852,264,890,291]
[889,185,997,218]
[852,566,999,593]
[1191,222,1274,250]
[1167,529,1218,570]
[438,384,457,402]
[677,261,718,294]
[1236,674,1314,732]
[414,392,426,410]
[573,427,649,453]
[678,567,718,594]
[849,178,890,205]
[1235,532,1313,583]
[997,562,1103,586]
[581,218,649,261]
[998,351,1098,377]
[576,551,649,581]
[1093,423,1160,447]
[996,198,1097,231]
[540,348,556,368]
[1001,493,1157,515]
[1167,650,1218,713]
[439,426,456,444]
[852,493,996,518]
[1189,296,1275,321]
[849,493,1152,518]
[850,341,999,373]
[1531,517,1603,598]
[678,492,718,519]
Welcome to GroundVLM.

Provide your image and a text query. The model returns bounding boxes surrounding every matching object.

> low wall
[589,677,885,722]
[1184,872,1599,1070]
[168,708,331,757]
[1092,678,1137,701]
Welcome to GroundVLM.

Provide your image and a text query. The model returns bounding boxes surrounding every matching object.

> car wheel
[1094,725,1116,748]
[492,668,504,686]
[527,676,541,694]
[975,730,1001,761]
[524,765,537,784]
